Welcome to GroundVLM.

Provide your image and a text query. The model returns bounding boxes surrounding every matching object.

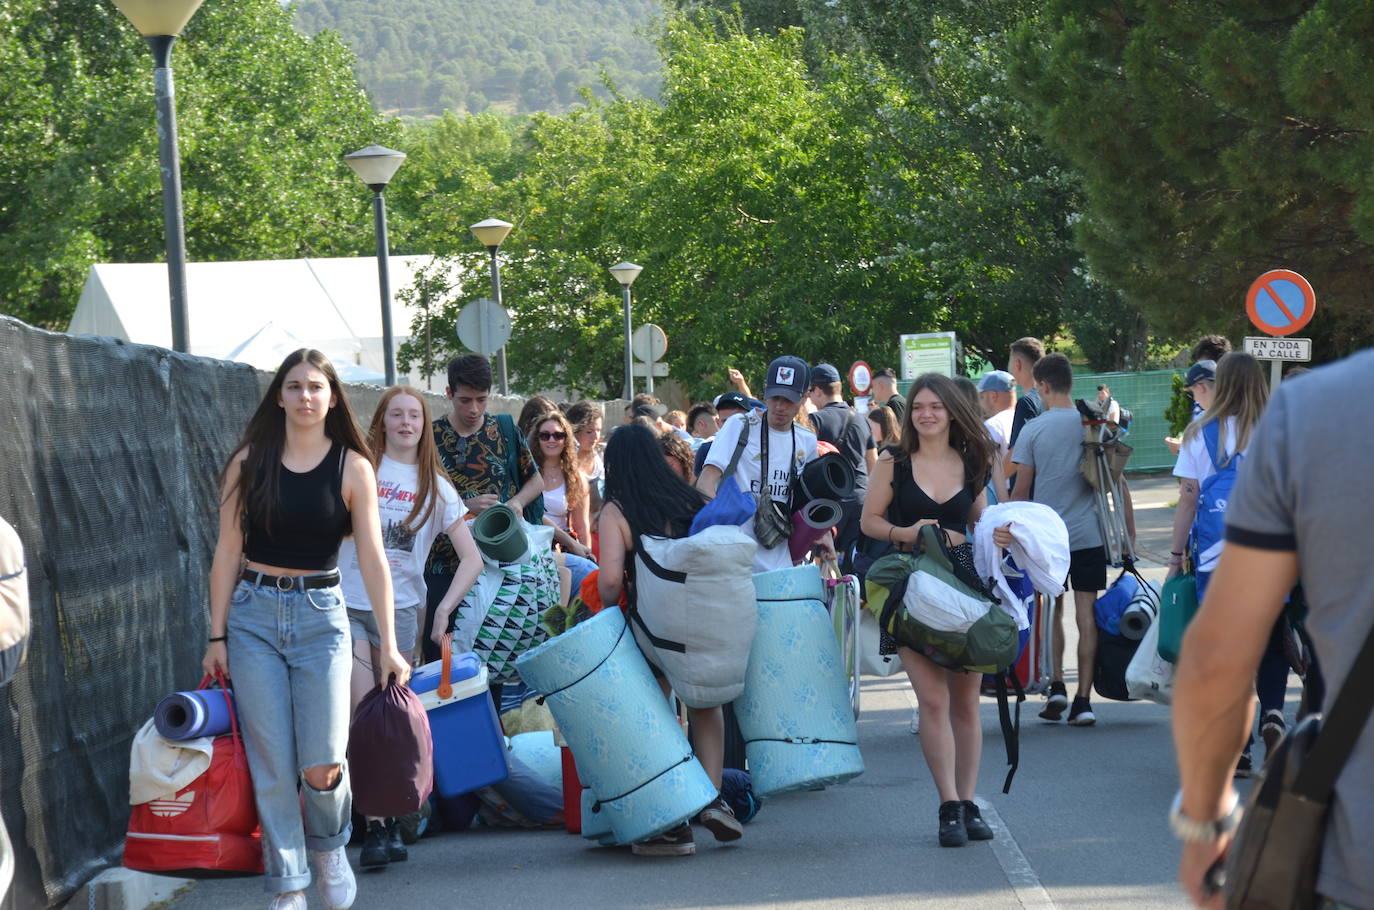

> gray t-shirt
[1012,406,1102,550]
[1224,349,1374,907]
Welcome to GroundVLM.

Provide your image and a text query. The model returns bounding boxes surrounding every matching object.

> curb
[63,869,193,910]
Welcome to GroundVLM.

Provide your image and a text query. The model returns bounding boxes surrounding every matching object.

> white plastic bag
[858,611,903,677]
[1125,612,1174,704]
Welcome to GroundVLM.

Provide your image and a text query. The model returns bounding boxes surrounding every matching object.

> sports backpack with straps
[1191,420,1241,575]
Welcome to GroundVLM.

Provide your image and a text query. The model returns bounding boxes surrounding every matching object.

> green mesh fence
[896,368,1183,472]
[1070,369,1181,471]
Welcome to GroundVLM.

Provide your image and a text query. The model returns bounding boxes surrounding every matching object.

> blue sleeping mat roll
[515,607,716,845]
[739,565,865,797]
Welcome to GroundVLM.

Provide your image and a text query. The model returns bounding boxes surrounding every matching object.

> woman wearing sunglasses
[530,411,594,562]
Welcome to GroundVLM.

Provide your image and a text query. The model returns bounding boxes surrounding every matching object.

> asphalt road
[167,471,1239,910]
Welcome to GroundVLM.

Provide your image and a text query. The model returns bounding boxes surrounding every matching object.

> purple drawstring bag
[347,680,434,818]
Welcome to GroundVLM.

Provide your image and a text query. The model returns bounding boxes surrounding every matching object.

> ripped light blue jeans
[227,578,352,893]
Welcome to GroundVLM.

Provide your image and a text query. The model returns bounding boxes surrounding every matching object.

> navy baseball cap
[1185,360,1217,387]
[713,391,751,412]
[763,356,809,403]
[810,363,841,385]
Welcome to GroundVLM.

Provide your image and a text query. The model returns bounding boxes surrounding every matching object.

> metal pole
[621,285,633,400]
[488,247,509,395]
[1269,357,1282,393]
[147,36,190,353]
[371,190,396,386]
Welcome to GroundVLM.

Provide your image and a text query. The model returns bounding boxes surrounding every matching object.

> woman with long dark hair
[860,373,997,849]
[597,424,739,856]
[339,386,482,868]
[201,349,409,910]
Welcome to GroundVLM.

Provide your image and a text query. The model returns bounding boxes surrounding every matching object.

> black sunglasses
[538,431,567,442]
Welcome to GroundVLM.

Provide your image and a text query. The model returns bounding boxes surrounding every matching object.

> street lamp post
[112,0,205,354]
[345,145,407,386]
[608,262,643,400]
[469,218,514,395]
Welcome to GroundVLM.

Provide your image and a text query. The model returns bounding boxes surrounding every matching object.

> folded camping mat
[738,564,865,797]
[515,607,716,845]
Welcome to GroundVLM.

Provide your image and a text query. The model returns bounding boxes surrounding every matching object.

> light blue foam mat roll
[509,731,561,792]
[580,786,616,845]
[739,564,865,797]
[516,608,716,845]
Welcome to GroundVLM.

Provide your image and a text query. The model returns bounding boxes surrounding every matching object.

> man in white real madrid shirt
[698,355,831,572]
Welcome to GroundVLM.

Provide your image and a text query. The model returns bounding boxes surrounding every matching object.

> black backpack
[1105,396,1132,431]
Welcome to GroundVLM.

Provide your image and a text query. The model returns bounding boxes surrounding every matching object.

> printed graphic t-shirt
[704,411,818,572]
[340,455,466,610]
[427,413,535,574]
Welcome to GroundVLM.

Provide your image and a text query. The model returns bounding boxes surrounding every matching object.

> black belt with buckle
[240,569,340,592]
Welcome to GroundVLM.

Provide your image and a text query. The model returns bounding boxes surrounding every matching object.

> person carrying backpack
[1167,351,1276,776]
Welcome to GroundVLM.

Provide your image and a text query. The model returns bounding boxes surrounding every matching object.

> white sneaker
[910,707,920,734]
[311,846,356,910]
[269,892,307,910]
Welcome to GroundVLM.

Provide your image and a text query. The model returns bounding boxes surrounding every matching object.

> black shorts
[1067,546,1107,593]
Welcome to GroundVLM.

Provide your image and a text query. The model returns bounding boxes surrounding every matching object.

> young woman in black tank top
[861,373,998,849]
[201,349,408,910]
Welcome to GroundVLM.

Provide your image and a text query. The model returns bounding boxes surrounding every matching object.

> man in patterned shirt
[422,354,543,661]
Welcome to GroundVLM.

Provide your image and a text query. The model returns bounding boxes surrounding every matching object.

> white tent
[68,256,453,388]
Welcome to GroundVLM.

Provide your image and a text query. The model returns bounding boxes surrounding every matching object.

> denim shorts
[347,603,419,653]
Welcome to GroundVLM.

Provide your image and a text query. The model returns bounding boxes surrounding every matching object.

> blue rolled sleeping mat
[515,607,717,845]
[738,564,865,797]
[154,688,237,740]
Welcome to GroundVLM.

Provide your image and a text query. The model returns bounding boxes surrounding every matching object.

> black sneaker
[1234,751,1253,779]
[385,818,408,862]
[1067,696,1096,726]
[698,796,743,842]
[938,800,967,847]
[395,807,426,845]
[359,820,390,868]
[1039,681,1069,721]
[1260,710,1286,759]
[962,801,994,841]
[631,823,696,856]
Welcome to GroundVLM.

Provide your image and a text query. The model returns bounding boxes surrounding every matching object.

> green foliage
[1011,0,1374,361]
[673,0,1146,372]
[0,0,396,329]
[292,0,663,116]
[1165,373,1193,438]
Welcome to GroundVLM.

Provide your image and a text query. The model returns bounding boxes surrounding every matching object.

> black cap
[713,391,751,413]
[763,355,809,403]
[810,363,841,385]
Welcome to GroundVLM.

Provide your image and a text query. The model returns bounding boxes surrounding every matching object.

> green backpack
[865,525,1017,674]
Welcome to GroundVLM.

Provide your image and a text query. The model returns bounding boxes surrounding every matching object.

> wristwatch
[1169,789,1242,843]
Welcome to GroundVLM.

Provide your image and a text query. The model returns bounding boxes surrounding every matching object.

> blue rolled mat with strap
[516,608,716,845]
[738,564,865,797]
[154,688,237,741]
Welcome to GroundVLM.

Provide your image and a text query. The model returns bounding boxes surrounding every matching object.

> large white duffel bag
[629,525,758,709]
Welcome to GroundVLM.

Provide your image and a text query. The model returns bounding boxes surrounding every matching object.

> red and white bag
[123,672,263,876]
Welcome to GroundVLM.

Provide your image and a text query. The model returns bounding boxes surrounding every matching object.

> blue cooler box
[411,650,508,797]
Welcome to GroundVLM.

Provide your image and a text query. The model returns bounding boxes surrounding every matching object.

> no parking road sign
[1246,269,1315,336]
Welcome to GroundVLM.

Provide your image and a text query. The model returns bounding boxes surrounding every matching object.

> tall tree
[1011,0,1374,356]
[0,0,396,330]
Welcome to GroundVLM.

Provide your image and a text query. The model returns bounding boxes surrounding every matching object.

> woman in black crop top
[861,373,998,849]
[201,349,408,908]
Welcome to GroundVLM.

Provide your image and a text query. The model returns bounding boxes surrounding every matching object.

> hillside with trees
[292,0,664,116]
